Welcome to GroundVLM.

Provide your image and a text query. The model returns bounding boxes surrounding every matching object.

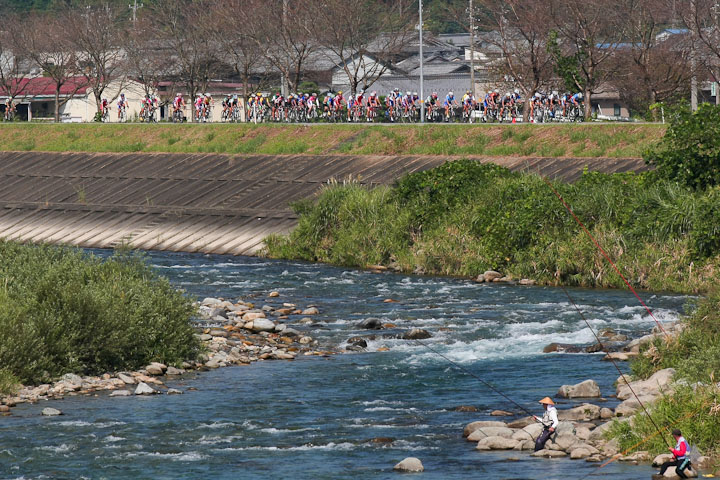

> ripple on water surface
[0,251,690,479]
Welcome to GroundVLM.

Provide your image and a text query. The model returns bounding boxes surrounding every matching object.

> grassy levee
[0,123,664,157]
[0,242,200,394]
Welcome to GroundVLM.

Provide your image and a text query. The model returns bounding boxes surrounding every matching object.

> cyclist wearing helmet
[443,91,458,119]
[367,90,381,121]
[117,93,128,120]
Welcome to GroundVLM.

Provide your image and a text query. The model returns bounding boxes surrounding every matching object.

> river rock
[463,421,509,437]
[117,373,135,385]
[557,404,601,421]
[145,363,167,376]
[109,390,132,397]
[268,291,280,297]
[547,433,580,452]
[453,405,478,413]
[0,405,10,413]
[209,328,229,338]
[570,447,591,459]
[359,318,383,330]
[512,426,540,442]
[467,426,515,441]
[508,416,535,428]
[197,333,212,341]
[476,436,519,450]
[652,453,674,466]
[41,407,62,416]
[531,449,567,458]
[617,368,675,400]
[134,382,157,395]
[393,457,423,472]
[600,407,614,419]
[251,318,276,332]
[490,410,513,416]
[483,270,502,281]
[242,311,266,322]
[615,394,657,416]
[402,328,432,340]
[302,307,319,315]
[166,388,183,395]
[165,366,184,375]
[202,297,222,306]
[557,379,601,398]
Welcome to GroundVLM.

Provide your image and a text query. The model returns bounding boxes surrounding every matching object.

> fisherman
[533,397,558,451]
[653,429,691,479]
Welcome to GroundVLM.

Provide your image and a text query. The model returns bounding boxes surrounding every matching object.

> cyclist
[443,91,458,120]
[117,93,128,121]
[385,88,400,121]
[571,92,583,111]
[425,92,439,118]
[307,92,318,117]
[101,98,109,120]
[560,92,572,117]
[366,90,381,121]
[323,92,334,118]
[203,93,213,121]
[499,92,514,121]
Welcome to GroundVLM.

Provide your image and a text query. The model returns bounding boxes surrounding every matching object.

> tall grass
[265,160,720,293]
[0,242,200,385]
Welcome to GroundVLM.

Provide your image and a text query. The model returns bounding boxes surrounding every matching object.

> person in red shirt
[653,429,691,479]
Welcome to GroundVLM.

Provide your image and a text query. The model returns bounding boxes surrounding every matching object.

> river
[0,251,688,479]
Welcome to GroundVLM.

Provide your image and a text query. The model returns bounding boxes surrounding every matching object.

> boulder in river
[117,373,135,385]
[145,363,167,376]
[358,318,383,330]
[109,390,132,397]
[393,457,424,472]
[41,407,62,416]
[476,436,519,450]
[251,318,276,333]
[302,307,319,315]
[134,382,157,395]
[402,329,432,340]
[557,403,601,421]
[557,379,601,398]
[467,426,515,441]
[463,421,508,437]
[483,270,503,281]
[616,368,675,400]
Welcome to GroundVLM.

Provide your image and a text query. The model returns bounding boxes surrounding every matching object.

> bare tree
[124,15,175,103]
[63,3,128,118]
[152,0,218,120]
[253,0,317,93]
[478,0,556,121]
[0,15,31,109]
[17,13,86,122]
[677,0,720,99]
[208,0,268,101]
[614,0,691,116]
[549,0,624,120]
[309,0,414,95]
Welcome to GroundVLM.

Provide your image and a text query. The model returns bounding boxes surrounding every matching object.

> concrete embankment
[0,152,649,255]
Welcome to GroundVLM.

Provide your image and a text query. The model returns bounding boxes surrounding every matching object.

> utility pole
[129,0,143,25]
[690,0,698,111]
[419,0,425,123]
[281,0,288,97]
[714,2,720,105]
[469,0,475,96]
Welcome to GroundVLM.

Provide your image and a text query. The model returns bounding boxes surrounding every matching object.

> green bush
[645,104,720,190]
[0,242,200,385]
[265,159,720,292]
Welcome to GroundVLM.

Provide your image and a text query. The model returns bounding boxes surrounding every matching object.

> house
[0,77,150,122]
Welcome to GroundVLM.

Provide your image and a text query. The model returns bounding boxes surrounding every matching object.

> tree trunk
[584,87,592,121]
[54,87,61,123]
[523,97,530,123]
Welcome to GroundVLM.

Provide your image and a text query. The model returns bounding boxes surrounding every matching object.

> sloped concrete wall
[0,152,648,255]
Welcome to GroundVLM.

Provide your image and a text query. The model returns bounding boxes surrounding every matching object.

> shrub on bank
[0,242,200,388]
[265,160,720,292]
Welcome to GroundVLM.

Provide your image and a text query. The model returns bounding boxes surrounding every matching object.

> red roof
[0,76,91,97]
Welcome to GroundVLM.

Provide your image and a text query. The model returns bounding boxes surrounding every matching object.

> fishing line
[537,173,670,339]
[411,338,538,441]
[559,284,669,448]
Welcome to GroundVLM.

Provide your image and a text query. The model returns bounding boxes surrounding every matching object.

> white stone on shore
[145,363,167,376]
[393,457,424,472]
[531,449,567,458]
[251,318,276,332]
[616,368,675,400]
[476,436,519,450]
[117,373,135,385]
[557,379,601,398]
[463,421,508,437]
[41,407,62,416]
[109,390,132,397]
[570,448,591,459]
[467,426,515,441]
[134,382,157,395]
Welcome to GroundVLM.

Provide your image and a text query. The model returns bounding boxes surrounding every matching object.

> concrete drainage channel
[0,152,649,255]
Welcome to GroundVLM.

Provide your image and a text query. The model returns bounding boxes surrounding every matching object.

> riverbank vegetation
[0,123,663,158]
[608,290,720,463]
[265,159,720,294]
[0,242,200,393]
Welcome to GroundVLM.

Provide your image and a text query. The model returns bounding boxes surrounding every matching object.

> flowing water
[1,252,689,479]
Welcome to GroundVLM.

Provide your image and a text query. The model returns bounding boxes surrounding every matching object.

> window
[614,104,621,117]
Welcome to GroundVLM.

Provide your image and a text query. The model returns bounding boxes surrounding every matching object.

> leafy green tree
[645,104,720,191]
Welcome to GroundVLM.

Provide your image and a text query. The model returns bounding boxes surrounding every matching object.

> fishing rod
[559,284,670,449]
[411,338,538,442]
[538,173,670,340]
